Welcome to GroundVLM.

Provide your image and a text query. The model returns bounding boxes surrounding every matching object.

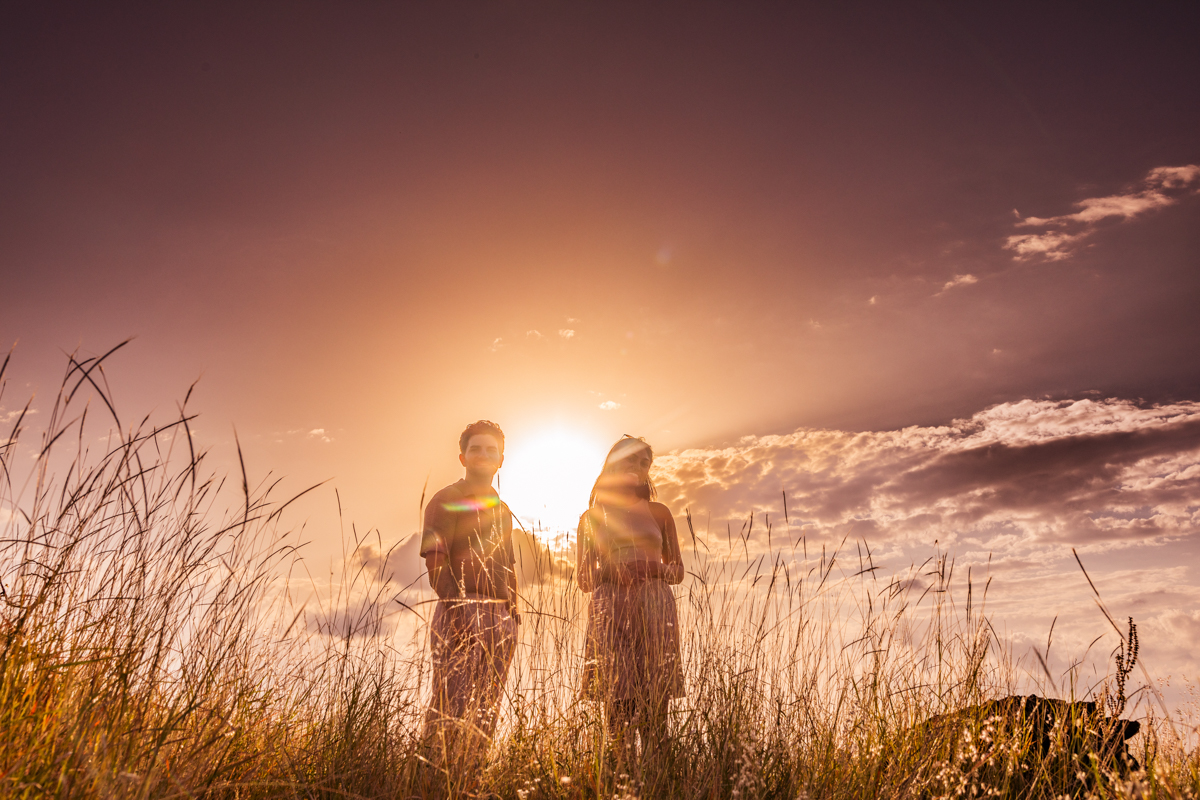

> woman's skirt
[581,578,684,704]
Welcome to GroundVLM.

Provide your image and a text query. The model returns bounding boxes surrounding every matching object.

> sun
[500,428,608,545]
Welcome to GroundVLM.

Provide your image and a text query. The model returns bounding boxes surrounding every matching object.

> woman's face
[604,445,652,489]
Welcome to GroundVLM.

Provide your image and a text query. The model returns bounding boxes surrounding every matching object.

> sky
[2,3,1198,710]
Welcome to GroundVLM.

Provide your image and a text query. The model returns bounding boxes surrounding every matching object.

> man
[419,420,519,757]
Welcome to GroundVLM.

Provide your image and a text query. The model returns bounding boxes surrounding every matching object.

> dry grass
[1,348,1197,799]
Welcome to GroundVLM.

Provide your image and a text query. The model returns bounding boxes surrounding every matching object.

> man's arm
[424,551,454,597]
[420,491,459,598]
[503,504,520,623]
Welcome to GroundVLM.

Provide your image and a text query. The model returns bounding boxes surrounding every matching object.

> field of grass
[2,350,1198,799]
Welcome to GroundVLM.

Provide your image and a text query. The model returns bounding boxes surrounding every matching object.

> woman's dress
[579,501,684,704]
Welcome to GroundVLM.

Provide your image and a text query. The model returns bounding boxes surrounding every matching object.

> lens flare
[441,496,501,512]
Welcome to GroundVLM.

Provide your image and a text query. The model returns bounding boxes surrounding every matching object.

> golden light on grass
[2,351,1196,798]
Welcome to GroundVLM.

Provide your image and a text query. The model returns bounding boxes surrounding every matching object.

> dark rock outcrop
[899,694,1141,795]
[960,695,1132,761]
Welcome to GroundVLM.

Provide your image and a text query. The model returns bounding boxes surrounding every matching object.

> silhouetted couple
[419,420,684,778]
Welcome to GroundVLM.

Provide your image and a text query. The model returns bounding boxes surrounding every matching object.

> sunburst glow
[500,428,608,543]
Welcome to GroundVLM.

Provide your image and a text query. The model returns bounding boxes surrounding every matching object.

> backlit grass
[1,348,1197,799]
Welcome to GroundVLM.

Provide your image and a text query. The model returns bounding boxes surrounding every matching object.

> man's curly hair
[459,420,505,454]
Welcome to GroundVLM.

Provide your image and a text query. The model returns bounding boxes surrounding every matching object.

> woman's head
[589,435,656,506]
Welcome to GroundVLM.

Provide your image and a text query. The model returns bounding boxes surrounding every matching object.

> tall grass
[1,349,1197,798]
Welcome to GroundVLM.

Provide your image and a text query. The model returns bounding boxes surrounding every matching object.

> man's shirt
[419,479,516,600]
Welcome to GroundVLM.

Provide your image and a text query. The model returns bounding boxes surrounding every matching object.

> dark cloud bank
[655,398,1200,554]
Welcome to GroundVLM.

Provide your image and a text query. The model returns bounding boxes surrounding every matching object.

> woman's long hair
[587,435,657,508]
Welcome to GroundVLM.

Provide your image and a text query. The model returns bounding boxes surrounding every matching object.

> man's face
[459,433,503,479]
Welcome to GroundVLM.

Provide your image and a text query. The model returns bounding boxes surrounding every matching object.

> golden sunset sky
[3,4,1199,701]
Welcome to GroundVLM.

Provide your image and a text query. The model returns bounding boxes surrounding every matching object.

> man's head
[459,420,505,455]
[458,420,505,479]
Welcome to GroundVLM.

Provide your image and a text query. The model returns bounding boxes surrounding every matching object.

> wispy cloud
[598,400,620,410]
[654,397,1200,554]
[282,427,333,442]
[938,274,978,294]
[1005,164,1200,261]
[526,330,544,340]
[558,329,575,340]
[1,407,35,425]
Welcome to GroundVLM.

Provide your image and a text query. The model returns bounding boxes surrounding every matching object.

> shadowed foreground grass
[1,351,1198,799]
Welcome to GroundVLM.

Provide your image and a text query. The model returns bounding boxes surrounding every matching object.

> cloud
[558,329,575,340]
[1005,164,1200,261]
[1005,230,1088,260]
[653,397,1200,554]
[307,595,401,638]
[647,402,1200,711]
[512,527,574,586]
[354,532,427,591]
[1,407,35,425]
[489,337,505,351]
[356,527,573,598]
[1147,607,1200,673]
[526,330,544,340]
[308,428,332,443]
[938,274,978,294]
[598,400,620,410]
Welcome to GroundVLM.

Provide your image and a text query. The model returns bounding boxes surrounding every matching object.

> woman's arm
[652,503,685,585]
[576,512,596,593]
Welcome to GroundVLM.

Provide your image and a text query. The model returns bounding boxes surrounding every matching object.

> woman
[577,435,685,765]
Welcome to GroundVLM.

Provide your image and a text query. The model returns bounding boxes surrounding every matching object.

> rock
[899,694,1141,795]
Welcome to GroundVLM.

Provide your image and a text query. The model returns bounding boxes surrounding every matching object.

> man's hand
[425,552,457,598]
